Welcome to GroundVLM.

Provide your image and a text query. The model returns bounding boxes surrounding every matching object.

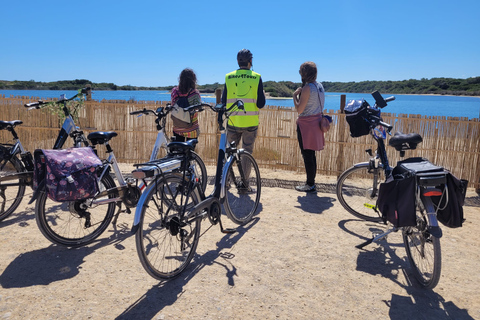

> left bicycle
[0,88,90,222]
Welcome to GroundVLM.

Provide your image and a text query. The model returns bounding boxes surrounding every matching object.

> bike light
[423,190,443,197]
[132,170,147,180]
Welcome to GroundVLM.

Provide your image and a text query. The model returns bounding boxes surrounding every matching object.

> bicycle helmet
[237,49,253,67]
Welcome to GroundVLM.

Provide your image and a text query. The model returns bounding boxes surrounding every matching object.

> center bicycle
[131,100,261,279]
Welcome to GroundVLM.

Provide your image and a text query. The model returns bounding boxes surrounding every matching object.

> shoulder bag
[315,83,332,133]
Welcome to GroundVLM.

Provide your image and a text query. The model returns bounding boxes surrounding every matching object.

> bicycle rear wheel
[35,174,116,247]
[191,151,207,194]
[135,173,201,280]
[403,210,442,289]
[156,149,207,194]
[223,151,261,225]
[336,163,384,222]
[0,155,27,221]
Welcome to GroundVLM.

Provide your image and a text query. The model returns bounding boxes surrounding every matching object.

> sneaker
[295,184,316,192]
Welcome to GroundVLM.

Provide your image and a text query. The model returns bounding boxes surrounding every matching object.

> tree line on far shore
[1,76,479,97]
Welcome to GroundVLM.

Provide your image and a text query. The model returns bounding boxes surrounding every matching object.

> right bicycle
[131,100,261,279]
[336,91,467,289]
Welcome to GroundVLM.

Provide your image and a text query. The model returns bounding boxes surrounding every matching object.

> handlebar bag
[33,147,102,202]
[345,99,379,137]
[376,173,417,227]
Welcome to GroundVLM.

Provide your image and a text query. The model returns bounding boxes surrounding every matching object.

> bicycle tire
[35,173,116,247]
[0,155,27,222]
[402,210,442,289]
[135,172,201,279]
[156,148,207,194]
[191,151,208,194]
[336,163,384,222]
[223,151,261,225]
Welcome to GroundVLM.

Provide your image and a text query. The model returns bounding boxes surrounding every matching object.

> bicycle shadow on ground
[295,193,335,214]
[0,205,35,229]
[0,222,132,288]
[360,245,474,319]
[115,218,259,320]
[340,218,474,319]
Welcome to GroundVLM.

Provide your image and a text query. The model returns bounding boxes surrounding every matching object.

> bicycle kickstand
[112,203,131,226]
[218,218,236,234]
[356,228,397,249]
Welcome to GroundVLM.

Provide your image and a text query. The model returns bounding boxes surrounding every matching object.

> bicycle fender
[220,155,236,200]
[131,180,156,234]
[353,161,370,168]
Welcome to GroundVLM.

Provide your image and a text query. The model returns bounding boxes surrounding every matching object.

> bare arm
[293,84,310,114]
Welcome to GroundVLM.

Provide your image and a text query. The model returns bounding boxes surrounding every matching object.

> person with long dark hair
[170,68,202,141]
[293,61,325,192]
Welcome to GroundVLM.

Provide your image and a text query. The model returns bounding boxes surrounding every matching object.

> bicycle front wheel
[35,174,116,247]
[403,211,442,289]
[135,173,201,280]
[223,151,261,225]
[336,163,384,222]
[0,155,27,221]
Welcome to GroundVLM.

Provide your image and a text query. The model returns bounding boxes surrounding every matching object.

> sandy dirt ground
[0,165,479,320]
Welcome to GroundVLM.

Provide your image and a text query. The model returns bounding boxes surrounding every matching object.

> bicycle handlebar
[129,102,210,118]
[208,100,245,113]
[24,87,90,110]
[183,102,212,113]
[130,108,157,116]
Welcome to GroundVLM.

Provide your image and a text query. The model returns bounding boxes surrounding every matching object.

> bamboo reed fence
[1,95,479,190]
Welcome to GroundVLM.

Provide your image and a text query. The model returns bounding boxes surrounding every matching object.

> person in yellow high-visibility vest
[221,49,266,156]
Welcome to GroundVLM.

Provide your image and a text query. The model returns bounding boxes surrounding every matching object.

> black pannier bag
[376,172,417,227]
[432,174,468,228]
[377,157,445,227]
[345,99,380,137]
[396,157,466,228]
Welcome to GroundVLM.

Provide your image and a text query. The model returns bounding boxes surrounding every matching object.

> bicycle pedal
[221,228,237,234]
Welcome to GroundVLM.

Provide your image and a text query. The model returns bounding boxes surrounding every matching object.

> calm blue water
[1,89,479,119]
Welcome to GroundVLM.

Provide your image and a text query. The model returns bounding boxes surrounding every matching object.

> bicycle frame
[53,114,85,149]
[149,130,169,161]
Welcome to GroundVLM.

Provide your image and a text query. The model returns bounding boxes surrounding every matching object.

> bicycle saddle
[0,120,23,130]
[87,131,118,145]
[167,139,198,153]
[388,132,423,151]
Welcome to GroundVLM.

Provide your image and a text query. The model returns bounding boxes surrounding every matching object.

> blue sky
[2,0,479,87]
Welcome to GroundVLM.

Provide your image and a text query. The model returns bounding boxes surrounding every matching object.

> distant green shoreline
[1,77,480,97]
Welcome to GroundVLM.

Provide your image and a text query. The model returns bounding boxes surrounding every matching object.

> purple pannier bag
[33,147,102,202]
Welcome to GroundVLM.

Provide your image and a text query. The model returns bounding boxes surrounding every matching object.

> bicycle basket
[345,99,380,137]
[33,147,102,202]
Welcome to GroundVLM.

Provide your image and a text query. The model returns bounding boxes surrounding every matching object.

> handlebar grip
[379,120,393,132]
[385,96,395,103]
[130,110,144,115]
[226,100,244,112]
[24,101,45,108]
